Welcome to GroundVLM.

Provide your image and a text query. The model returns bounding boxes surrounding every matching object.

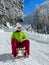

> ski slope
[0,29,49,65]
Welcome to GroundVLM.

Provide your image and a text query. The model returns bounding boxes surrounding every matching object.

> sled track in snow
[28,37,49,44]
[26,32,49,44]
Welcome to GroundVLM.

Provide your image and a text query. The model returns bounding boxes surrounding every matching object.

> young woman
[11,23,30,57]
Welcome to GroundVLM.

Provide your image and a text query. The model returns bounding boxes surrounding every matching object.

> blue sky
[24,0,46,15]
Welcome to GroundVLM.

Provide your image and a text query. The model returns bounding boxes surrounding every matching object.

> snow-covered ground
[0,29,49,65]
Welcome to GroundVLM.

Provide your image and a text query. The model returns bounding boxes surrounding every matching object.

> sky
[24,0,47,15]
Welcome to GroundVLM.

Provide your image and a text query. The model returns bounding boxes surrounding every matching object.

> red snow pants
[11,39,30,55]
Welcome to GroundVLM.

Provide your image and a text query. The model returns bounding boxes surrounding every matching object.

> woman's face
[17,27,22,31]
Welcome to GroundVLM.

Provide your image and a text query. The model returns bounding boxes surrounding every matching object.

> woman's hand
[18,40,22,42]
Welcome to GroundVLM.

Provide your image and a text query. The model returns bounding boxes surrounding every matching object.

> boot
[14,54,16,58]
[24,53,29,58]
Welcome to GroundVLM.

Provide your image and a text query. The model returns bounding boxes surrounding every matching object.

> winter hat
[16,22,22,28]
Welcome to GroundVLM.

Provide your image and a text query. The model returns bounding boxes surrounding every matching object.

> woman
[11,23,30,57]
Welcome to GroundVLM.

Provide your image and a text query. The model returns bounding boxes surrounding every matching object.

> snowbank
[25,31,49,44]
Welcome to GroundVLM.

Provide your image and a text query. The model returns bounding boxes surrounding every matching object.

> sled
[16,47,25,57]
[16,47,29,59]
[10,47,26,59]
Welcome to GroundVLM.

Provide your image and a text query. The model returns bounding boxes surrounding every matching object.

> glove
[18,40,22,42]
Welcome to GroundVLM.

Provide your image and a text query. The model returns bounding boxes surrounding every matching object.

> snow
[0,29,49,65]
[25,31,49,44]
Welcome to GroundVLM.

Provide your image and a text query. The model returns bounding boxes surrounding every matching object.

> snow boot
[24,53,29,58]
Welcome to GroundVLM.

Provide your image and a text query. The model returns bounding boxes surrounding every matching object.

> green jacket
[11,31,27,42]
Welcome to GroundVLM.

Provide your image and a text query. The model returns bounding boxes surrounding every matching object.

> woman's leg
[21,39,30,55]
[11,39,18,55]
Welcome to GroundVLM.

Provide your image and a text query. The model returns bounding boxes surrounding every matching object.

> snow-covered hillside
[0,29,49,65]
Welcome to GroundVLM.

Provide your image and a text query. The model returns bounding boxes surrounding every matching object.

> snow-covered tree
[0,0,24,28]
